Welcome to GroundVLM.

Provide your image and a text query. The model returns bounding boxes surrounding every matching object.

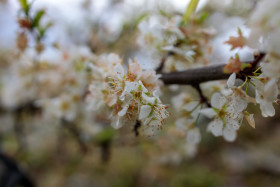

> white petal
[142,120,161,136]
[111,116,123,129]
[255,90,262,104]
[264,79,278,101]
[139,105,152,120]
[233,97,248,112]
[125,81,139,92]
[260,101,275,117]
[113,63,124,79]
[120,82,138,101]
[186,128,201,145]
[200,108,216,118]
[227,73,236,88]
[142,92,156,104]
[208,119,223,137]
[138,80,148,93]
[211,93,226,109]
[118,104,129,116]
[175,117,192,130]
[158,106,169,119]
[251,78,264,93]
[226,117,241,130]
[182,101,199,111]
[223,127,237,142]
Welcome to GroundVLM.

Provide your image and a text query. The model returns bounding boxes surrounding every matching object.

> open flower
[139,91,169,136]
[251,76,278,117]
[200,91,248,142]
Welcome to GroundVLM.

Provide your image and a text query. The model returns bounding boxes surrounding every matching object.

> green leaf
[18,0,30,16]
[197,12,209,24]
[181,0,200,25]
[237,27,242,36]
[19,0,28,9]
[32,10,45,28]
[38,22,53,38]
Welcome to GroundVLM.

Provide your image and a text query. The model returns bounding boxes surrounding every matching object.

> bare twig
[61,119,88,154]
[192,84,211,107]
[161,52,266,85]
[156,51,174,74]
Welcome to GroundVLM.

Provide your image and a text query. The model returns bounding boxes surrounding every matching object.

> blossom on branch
[86,54,168,135]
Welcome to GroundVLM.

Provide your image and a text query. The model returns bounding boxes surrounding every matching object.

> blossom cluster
[0,0,280,164]
[86,54,169,136]
[137,13,215,72]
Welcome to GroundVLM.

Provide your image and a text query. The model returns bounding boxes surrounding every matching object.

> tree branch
[160,64,228,85]
[61,119,88,154]
[192,84,211,107]
[160,52,266,85]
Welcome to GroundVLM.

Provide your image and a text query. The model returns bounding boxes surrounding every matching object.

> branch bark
[160,64,229,85]
[160,52,265,85]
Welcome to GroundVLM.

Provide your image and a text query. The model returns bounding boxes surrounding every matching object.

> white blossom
[251,76,278,117]
[200,91,248,142]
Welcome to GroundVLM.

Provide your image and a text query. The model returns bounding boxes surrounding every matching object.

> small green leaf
[18,0,30,16]
[237,27,242,36]
[32,10,45,28]
[38,22,53,38]
[197,12,209,24]
[235,53,240,60]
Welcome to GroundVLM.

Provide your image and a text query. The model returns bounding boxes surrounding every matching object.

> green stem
[181,0,200,25]
[239,76,248,88]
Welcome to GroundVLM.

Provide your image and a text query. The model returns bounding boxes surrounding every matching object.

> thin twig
[61,119,88,154]
[156,51,174,74]
[192,84,211,107]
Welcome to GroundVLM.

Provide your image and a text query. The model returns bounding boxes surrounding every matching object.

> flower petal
[208,119,223,137]
[139,105,152,120]
[227,73,236,88]
[260,101,275,117]
[211,93,226,109]
[223,127,237,142]
[186,128,201,145]
[200,108,216,118]
[118,104,129,116]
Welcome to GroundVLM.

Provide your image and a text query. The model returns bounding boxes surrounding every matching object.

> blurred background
[1,0,280,186]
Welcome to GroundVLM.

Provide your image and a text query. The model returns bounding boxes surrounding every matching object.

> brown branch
[192,84,211,107]
[160,52,266,85]
[61,119,88,154]
[156,51,174,74]
[160,64,228,85]
[237,52,266,80]
[156,42,181,73]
